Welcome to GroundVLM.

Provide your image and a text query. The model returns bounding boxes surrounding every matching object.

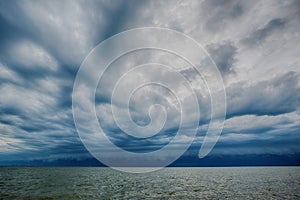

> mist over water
[1,167,299,199]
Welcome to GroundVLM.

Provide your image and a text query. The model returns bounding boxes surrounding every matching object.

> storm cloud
[0,0,299,165]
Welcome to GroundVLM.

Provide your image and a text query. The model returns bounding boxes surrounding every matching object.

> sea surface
[0,167,299,199]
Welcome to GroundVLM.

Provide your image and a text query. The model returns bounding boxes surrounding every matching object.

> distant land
[2,154,299,167]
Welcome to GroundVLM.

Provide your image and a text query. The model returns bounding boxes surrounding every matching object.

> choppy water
[0,167,299,199]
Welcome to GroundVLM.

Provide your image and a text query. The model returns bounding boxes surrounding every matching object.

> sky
[0,0,300,166]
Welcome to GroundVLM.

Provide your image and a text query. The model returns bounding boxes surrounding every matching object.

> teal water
[0,167,299,199]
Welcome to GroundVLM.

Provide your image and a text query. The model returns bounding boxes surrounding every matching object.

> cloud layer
[0,0,299,165]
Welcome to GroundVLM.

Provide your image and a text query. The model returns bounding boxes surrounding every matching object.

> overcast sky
[0,0,299,166]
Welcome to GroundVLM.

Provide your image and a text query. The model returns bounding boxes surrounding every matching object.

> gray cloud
[242,18,287,46]
[203,0,245,31]
[0,0,299,164]
[0,0,127,68]
[226,71,300,118]
[207,41,237,76]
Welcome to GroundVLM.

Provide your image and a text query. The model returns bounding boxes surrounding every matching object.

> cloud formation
[207,41,237,76]
[0,0,299,165]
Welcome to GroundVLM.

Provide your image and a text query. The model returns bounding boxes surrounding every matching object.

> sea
[0,167,299,199]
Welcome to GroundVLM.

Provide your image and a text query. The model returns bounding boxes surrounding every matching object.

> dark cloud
[216,127,300,155]
[242,18,287,46]
[207,41,237,76]
[226,71,300,118]
[0,0,299,166]
[203,0,245,31]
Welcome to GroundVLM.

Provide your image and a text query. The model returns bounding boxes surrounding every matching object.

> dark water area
[1,167,299,199]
